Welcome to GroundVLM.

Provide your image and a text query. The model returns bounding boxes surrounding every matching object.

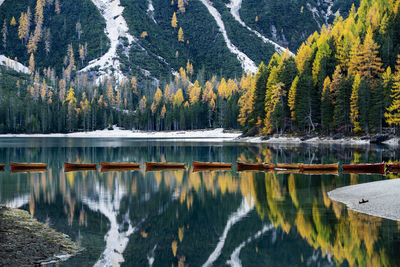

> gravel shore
[328,179,400,222]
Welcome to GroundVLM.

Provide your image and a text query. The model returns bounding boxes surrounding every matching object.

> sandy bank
[328,179,400,222]
[0,206,82,265]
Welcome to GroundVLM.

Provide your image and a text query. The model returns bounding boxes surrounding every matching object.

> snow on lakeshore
[227,0,294,57]
[328,179,400,222]
[198,0,257,73]
[0,127,241,140]
[0,55,30,74]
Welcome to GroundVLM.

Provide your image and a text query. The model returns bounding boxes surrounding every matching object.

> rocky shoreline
[0,206,82,266]
[236,134,400,147]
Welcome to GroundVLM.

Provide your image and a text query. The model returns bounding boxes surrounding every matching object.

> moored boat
[0,164,4,171]
[101,162,140,169]
[300,163,339,171]
[192,161,232,169]
[64,163,97,169]
[276,163,301,170]
[10,163,47,170]
[236,162,274,171]
[342,163,385,174]
[145,162,186,170]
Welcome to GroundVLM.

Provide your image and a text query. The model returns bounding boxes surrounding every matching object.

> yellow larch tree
[178,27,184,42]
[29,53,35,73]
[350,74,362,133]
[188,80,201,105]
[10,16,17,26]
[171,12,178,28]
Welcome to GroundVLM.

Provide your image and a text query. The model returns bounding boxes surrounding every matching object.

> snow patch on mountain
[307,0,338,29]
[80,0,136,83]
[0,55,30,74]
[147,0,157,24]
[198,0,257,73]
[227,0,294,57]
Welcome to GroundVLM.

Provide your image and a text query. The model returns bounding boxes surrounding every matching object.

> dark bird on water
[359,198,369,204]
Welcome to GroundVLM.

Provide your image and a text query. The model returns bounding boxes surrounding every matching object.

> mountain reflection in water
[0,138,400,266]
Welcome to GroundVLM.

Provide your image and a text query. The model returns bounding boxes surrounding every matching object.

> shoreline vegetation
[0,127,399,146]
[0,206,82,266]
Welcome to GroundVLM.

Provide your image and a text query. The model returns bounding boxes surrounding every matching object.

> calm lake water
[1,138,400,266]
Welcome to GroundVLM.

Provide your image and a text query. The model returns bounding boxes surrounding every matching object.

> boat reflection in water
[0,140,399,266]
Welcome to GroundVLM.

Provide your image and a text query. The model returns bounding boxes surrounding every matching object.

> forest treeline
[1,0,400,135]
[239,0,400,136]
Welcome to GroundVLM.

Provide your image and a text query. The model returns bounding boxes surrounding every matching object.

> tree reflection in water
[0,140,399,266]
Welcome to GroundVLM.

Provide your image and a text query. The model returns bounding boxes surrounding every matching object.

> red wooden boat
[64,162,97,169]
[10,163,47,170]
[192,161,232,169]
[236,162,275,172]
[300,163,339,171]
[0,164,4,171]
[145,162,186,171]
[276,163,301,170]
[342,163,385,174]
[101,162,140,169]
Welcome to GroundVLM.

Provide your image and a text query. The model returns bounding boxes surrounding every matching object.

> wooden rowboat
[10,163,47,170]
[342,163,385,174]
[192,161,232,169]
[64,162,97,169]
[101,162,140,169]
[145,162,186,171]
[276,163,301,170]
[0,164,4,171]
[237,162,275,172]
[300,163,339,171]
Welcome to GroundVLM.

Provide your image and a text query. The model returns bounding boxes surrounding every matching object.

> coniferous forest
[0,0,399,136]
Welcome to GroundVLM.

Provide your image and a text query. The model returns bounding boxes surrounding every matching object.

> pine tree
[350,74,362,133]
[321,77,333,132]
[45,28,51,55]
[171,12,178,28]
[288,75,299,122]
[250,62,268,129]
[29,53,35,73]
[18,12,29,44]
[178,27,184,42]
[2,19,7,49]
[385,73,400,129]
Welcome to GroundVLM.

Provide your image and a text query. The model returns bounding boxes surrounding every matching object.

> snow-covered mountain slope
[199,0,257,73]
[227,0,294,56]
[80,0,138,82]
[0,55,30,74]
